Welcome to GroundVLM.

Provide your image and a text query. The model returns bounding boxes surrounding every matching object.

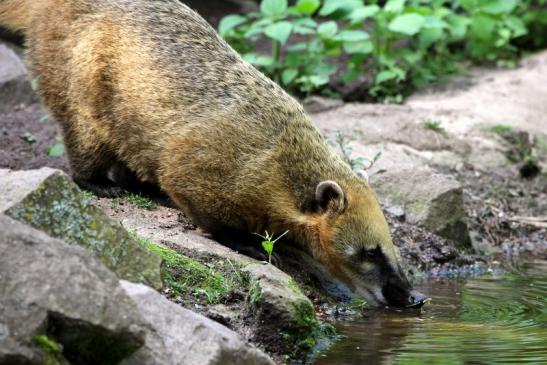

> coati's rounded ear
[356,169,369,182]
[315,180,345,214]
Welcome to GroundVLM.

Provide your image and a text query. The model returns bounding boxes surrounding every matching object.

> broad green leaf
[470,14,496,41]
[260,0,288,18]
[375,70,398,84]
[282,69,298,84]
[243,53,275,66]
[480,0,517,15]
[293,18,317,28]
[262,241,274,255]
[343,40,374,54]
[47,143,65,157]
[422,16,448,29]
[317,21,338,38]
[419,27,444,47]
[335,30,370,42]
[264,21,293,44]
[319,0,361,16]
[384,0,406,13]
[218,15,247,36]
[296,0,320,15]
[388,14,425,36]
[349,5,380,24]
[446,14,470,39]
[506,16,527,38]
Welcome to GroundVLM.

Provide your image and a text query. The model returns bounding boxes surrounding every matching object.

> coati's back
[2,0,332,184]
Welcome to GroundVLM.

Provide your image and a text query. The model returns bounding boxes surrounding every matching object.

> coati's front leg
[60,128,127,197]
[69,154,128,198]
[69,146,163,198]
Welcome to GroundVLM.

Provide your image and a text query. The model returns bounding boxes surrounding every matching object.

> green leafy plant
[34,335,63,365]
[422,119,443,131]
[47,136,65,157]
[220,0,542,102]
[491,124,513,135]
[254,230,289,264]
[336,131,381,171]
[127,193,156,210]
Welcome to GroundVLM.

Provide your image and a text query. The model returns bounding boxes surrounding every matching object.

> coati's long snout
[1,0,427,308]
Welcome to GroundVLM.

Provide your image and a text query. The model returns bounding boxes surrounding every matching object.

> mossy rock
[0,168,162,289]
[242,263,319,357]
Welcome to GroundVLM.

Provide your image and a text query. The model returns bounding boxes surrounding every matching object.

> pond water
[314,259,547,365]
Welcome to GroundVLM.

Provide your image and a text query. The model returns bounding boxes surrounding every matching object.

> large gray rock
[0,43,36,110]
[243,264,318,356]
[0,215,147,365]
[372,167,471,248]
[0,167,163,289]
[120,281,275,365]
[109,204,320,355]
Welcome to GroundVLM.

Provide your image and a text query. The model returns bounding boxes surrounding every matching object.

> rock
[120,281,275,365]
[0,43,36,111]
[0,215,147,365]
[97,201,321,357]
[0,167,163,289]
[304,96,344,114]
[242,264,318,356]
[385,205,405,221]
[371,167,471,248]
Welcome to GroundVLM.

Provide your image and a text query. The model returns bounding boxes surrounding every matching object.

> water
[314,259,547,365]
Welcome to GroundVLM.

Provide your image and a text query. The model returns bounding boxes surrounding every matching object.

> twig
[509,216,547,228]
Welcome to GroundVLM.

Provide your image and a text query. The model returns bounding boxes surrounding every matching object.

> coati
[0,0,426,308]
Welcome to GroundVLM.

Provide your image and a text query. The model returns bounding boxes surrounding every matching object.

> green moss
[34,335,62,365]
[285,284,319,355]
[491,124,512,135]
[5,173,162,289]
[247,277,262,305]
[135,235,247,304]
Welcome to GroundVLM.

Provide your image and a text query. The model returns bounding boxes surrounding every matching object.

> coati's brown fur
[0,0,426,307]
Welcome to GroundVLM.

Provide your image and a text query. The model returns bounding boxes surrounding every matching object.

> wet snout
[382,275,428,308]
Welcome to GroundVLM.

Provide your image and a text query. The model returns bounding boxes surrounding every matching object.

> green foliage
[254,230,289,264]
[34,335,63,365]
[491,124,513,135]
[220,0,546,101]
[47,136,65,157]
[135,235,247,304]
[336,131,381,171]
[127,193,156,210]
[422,119,443,131]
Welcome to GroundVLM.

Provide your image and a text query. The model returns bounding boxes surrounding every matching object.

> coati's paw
[74,178,128,198]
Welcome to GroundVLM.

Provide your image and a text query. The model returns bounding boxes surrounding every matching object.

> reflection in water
[314,260,547,365]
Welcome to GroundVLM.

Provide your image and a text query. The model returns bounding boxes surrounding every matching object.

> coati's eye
[357,246,382,261]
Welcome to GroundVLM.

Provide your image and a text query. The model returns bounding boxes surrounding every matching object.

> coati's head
[306,177,427,308]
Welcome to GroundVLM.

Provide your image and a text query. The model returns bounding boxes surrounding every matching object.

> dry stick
[509,216,547,228]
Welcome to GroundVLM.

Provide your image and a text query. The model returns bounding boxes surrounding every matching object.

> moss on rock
[242,264,319,357]
[135,235,248,305]
[1,168,162,289]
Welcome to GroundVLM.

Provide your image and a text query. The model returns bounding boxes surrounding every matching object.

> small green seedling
[491,124,512,136]
[127,193,156,210]
[422,119,442,131]
[254,230,289,264]
[47,135,65,157]
[336,131,382,172]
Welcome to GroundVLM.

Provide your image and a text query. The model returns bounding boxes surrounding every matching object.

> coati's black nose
[406,290,428,308]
